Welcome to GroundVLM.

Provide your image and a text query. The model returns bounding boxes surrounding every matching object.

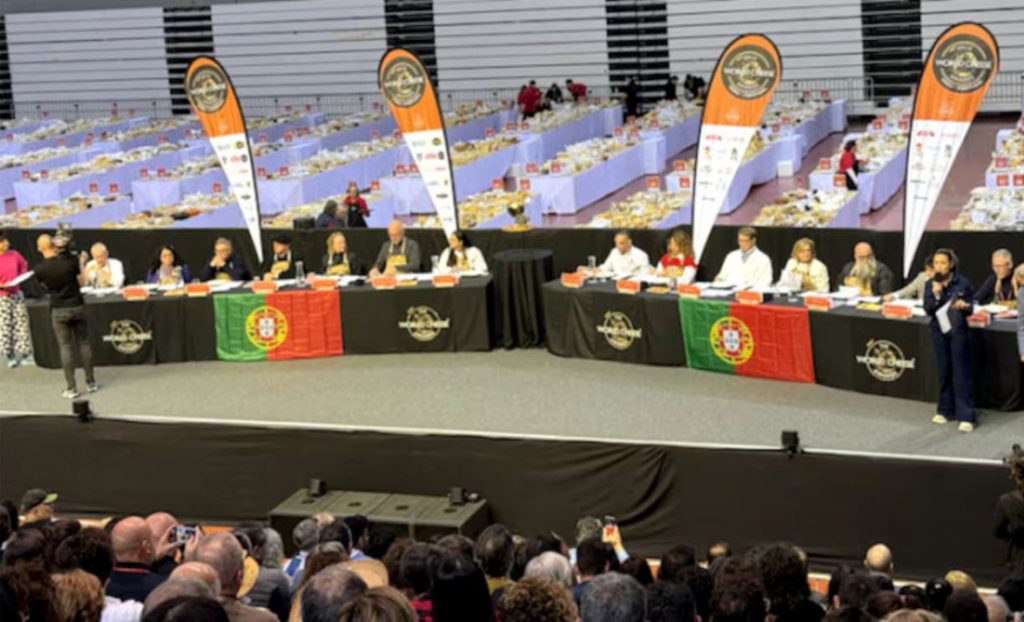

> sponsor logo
[432,138,442,146]
[933,33,995,93]
[381,57,427,108]
[187,65,229,114]
[596,311,642,351]
[710,316,754,365]
[102,320,153,355]
[399,306,450,341]
[245,305,288,350]
[424,152,437,160]
[438,151,446,160]
[856,339,916,382]
[721,44,778,100]
[436,193,450,199]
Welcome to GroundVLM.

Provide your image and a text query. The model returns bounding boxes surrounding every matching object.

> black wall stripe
[861,0,923,104]
[384,0,438,84]
[163,5,215,116]
[0,16,12,120]
[606,0,669,115]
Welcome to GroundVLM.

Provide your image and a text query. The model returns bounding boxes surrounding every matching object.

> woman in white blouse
[779,237,829,292]
[436,231,488,274]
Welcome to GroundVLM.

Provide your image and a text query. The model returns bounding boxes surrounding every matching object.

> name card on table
[122,286,149,301]
[311,277,337,291]
[370,130,380,141]
[736,290,764,305]
[614,127,624,138]
[560,272,587,288]
[184,129,194,139]
[158,135,168,144]
[650,119,660,129]
[881,303,913,319]
[673,159,686,172]
[252,280,278,294]
[284,131,294,143]
[833,174,846,188]
[140,167,149,178]
[996,174,1010,187]
[995,156,1009,169]
[485,128,495,138]
[20,170,29,180]
[213,182,223,193]
[679,175,692,189]
[371,276,397,290]
[298,127,309,137]
[551,161,562,174]
[525,162,538,174]
[1014,174,1024,188]
[804,295,833,312]
[770,123,781,133]
[101,131,109,140]
[373,101,382,110]
[257,167,267,178]
[802,90,811,100]
[818,158,832,170]
[432,274,459,288]
[626,116,637,125]
[5,133,12,141]
[89,182,99,194]
[157,168,167,178]
[370,179,381,191]
[677,284,701,298]
[186,283,211,297]
[646,176,660,190]
[967,312,991,328]
[872,118,884,130]
[519,178,532,191]
[57,137,65,147]
[40,169,48,179]
[616,279,641,295]
[629,127,640,139]
[278,166,290,177]
[258,133,268,143]
[409,163,419,174]
[820,90,830,100]
[519,121,530,131]
[504,122,516,132]
[109,183,119,194]
[898,120,909,132]
[395,164,407,175]
[491,178,503,191]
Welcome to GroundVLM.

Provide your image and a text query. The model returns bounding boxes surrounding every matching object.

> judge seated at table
[837,242,895,296]
[146,245,192,285]
[370,220,422,277]
[778,238,829,293]
[975,248,1016,307]
[436,231,487,274]
[714,226,772,289]
[595,231,650,277]
[83,242,125,289]
[199,238,251,282]
[655,230,697,284]
[321,231,363,276]
[884,255,933,302]
[262,235,302,281]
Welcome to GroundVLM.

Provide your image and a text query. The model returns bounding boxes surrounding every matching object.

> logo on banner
[596,311,642,351]
[381,58,427,108]
[102,320,153,355]
[710,316,754,365]
[245,305,288,351]
[399,306,450,342]
[187,66,229,114]
[855,339,916,382]
[933,34,996,93]
[721,45,778,100]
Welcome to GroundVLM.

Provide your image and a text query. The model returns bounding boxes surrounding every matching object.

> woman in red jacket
[838,139,862,190]
[342,182,369,228]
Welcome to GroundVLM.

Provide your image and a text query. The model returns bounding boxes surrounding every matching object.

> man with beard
[837,242,896,296]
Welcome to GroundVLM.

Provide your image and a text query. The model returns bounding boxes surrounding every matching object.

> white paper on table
[209,280,242,291]
[82,287,118,296]
[3,271,34,287]
[937,299,953,334]
[636,275,671,285]
[857,296,882,303]
[338,276,362,287]
[979,303,1008,314]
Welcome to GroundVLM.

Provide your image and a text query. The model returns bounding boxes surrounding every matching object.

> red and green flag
[679,298,815,383]
[214,290,342,361]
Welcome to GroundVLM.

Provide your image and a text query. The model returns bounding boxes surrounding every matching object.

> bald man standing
[106,516,166,603]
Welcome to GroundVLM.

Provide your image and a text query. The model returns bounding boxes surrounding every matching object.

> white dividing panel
[434,0,611,91]
[7,7,171,115]
[211,0,388,97]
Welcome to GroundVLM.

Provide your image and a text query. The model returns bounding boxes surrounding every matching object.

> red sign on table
[258,133,268,143]
[525,162,538,174]
[485,128,495,138]
[140,167,149,178]
[395,164,407,174]
[551,161,562,174]
[213,182,223,193]
[393,130,402,140]
[820,90,830,99]
[519,121,530,131]
[370,130,380,140]
[158,135,168,144]
[370,179,381,192]
[614,127,624,138]
[819,158,832,170]
[89,182,99,194]
[802,90,811,99]
[673,159,686,172]
[57,137,65,147]
[833,174,847,188]
[284,131,294,143]
[872,119,884,130]
[305,104,313,112]
[770,123,781,133]
[679,175,692,189]
[995,156,1009,169]
[491,178,503,191]
[20,170,29,180]
[898,120,909,131]
[409,163,419,174]
[279,166,289,177]
[504,122,516,132]
[1014,174,1024,187]
[4,133,12,141]
[40,169,49,179]
[629,127,640,138]
[109,183,119,194]
[519,178,531,191]
[257,167,267,178]
[157,168,167,178]
[646,176,660,190]
[996,174,1010,187]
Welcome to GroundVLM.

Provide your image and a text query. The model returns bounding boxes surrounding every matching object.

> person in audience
[866,592,903,619]
[925,578,953,613]
[475,523,515,599]
[1017,264,1024,364]
[570,517,602,566]
[711,557,766,622]
[284,518,320,590]
[566,78,587,102]
[994,453,1024,572]
[573,537,614,606]
[400,542,438,620]
[884,256,934,302]
[659,544,697,582]
[0,528,56,620]
[707,542,732,566]
[315,199,344,230]
[665,75,680,101]
[143,595,229,622]
[524,550,574,588]
[436,230,488,274]
[581,572,645,622]
[342,182,370,228]
[189,532,277,622]
[147,246,192,286]
[656,230,697,283]
[864,544,894,588]
[431,552,495,622]
[370,220,423,277]
[715,226,773,288]
[546,82,564,105]
[620,555,654,586]
[343,516,371,562]
[51,568,104,622]
[337,586,417,622]
[234,522,290,615]
[83,242,125,288]
[0,230,32,368]
[300,564,368,622]
[143,576,216,617]
[839,140,862,191]
[200,238,252,282]
[261,235,301,281]
[55,525,145,620]
[365,528,398,562]
[146,512,181,576]
[647,580,696,622]
[498,576,577,622]
[296,542,347,596]
[18,489,56,528]
[975,248,1016,306]
[381,538,412,592]
[924,248,976,432]
[837,242,896,296]
[943,590,988,622]
[835,572,879,611]
[756,543,824,622]
[172,561,222,595]
[983,594,1010,622]
[945,570,978,594]
[596,230,650,276]
[779,238,830,292]
[35,234,97,398]
[524,533,567,563]
[106,516,166,602]
[435,534,476,561]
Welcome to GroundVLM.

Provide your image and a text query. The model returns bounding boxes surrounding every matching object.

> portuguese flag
[679,298,814,383]
[214,290,343,362]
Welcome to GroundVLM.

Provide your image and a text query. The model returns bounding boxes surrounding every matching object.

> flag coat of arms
[214,290,342,361]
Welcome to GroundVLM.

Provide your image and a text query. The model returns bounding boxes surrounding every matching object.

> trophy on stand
[502,199,532,232]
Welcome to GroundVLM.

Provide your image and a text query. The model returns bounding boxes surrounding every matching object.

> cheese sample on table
[260,138,401,180]
[583,189,690,229]
[752,189,854,227]
[410,189,533,229]
[537,137,637,176]
[262,192,390,228]
[950,187,1024,231]
[0,192,127,228]
[100,193,232,229]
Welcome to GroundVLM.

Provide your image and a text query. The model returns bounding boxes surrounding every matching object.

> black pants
[50,306,94,391]
[930,326,975,423]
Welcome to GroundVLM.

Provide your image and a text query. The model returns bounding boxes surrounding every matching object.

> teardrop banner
[377,48,459,237]
[185,56,264,262]
[692,34,781,265]
[903,23,998,276]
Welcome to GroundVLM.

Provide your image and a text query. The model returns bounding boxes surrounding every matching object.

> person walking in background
[664,75,679,101]
[0,230,33,368]
[566,79,587,102]
[546,82,564,105]
[839,140,862,190]
[924,248,975,432]
[623,78,640,119]
[1016,263,1024,364]
[342,182,369,228]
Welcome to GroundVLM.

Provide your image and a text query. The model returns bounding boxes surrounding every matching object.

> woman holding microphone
[924,248,976,432]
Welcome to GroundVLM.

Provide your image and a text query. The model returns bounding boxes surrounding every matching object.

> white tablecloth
[28,198,135,229]
[640,113,700,159]
[0,117,149,156]
[130,169,229,211]
[447,111,507,144]
[516,106,620,164]
[527,141,647,215]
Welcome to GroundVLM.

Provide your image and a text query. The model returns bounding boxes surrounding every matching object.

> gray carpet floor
[1,349,1021,462]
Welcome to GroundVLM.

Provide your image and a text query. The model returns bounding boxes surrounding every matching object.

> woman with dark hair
[431,552,494,622]
[436,231,487,274]
[838,140,862,190]
[342,183,369,228]
[146,245,192,285]
[924,248,976,432]
[315,199,343,229]
[0,229,32,368]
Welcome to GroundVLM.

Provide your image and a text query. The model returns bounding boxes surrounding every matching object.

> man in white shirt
[598,231,650,277]
[714,226,773,288]
[83,242,125,288]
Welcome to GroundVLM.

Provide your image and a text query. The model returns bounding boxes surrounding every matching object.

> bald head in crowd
[142,577,214,617]
[172,561,222,595]
[111,516,155,565]
[146,512,178,555]
[864,544,893,574]
[189,532,244,598]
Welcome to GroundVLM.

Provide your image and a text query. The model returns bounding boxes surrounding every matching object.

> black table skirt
[491,248,554,349]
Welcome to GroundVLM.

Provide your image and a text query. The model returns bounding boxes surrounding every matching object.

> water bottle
[294,261,306,287]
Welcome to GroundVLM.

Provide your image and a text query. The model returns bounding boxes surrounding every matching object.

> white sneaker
[62,388,80,399]
[958,422,975,433]
[932,414,948,425]
[86,382,100,394]
[6,359,18,369]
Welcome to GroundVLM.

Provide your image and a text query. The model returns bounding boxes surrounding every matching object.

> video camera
[53,222,77,257]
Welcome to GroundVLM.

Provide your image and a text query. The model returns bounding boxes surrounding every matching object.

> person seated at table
[714,226,772,289]
[839,139,861,190]
[146,245,192,285]
[546,83,564,105]
[884,255,934,302]
[837,242,895,296]
[655,230,696,284]
[1015,264,1024,364]
[369,219,422,277]
[778,238,829,293]
[975,248,1016,307]
[83,242,125,289]
[342,182,369,228]
[436,231,488,274]
[199,238,251,282]
[315,199,344,230]
[321,231,363,276]
[595,231,650,277]
[261,235,302,281]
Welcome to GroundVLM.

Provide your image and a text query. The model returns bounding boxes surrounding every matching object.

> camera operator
[996,448,1024,573]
